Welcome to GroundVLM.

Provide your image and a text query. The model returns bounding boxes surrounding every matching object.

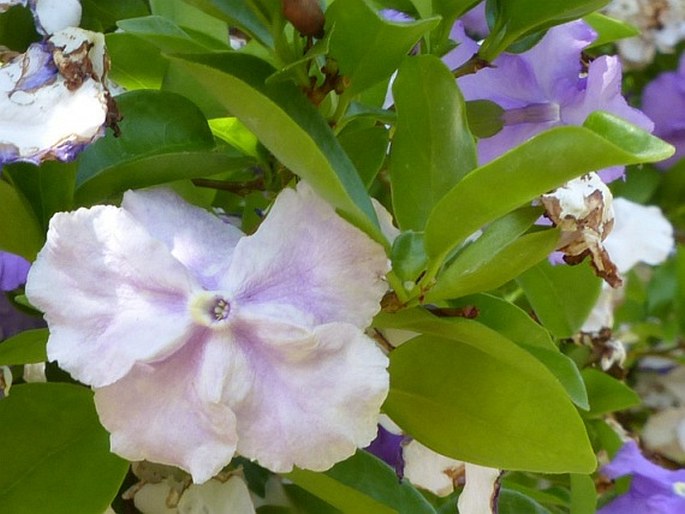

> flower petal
[218,312,388,472]
[122,188,243,290]
[223,182,389,328]
[0,251,31,291]
[29,0,82,35]
[0,28,112,165]
[457,464,501,514]
[95,340,238,484]
[25,204,199,387]
[402,439,463,497]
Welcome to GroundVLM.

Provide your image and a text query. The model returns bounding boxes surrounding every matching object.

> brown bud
[282,0,325,38]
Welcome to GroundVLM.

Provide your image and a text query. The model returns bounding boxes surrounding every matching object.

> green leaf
[498,489,554,514]
[182,0,275,48]
[424,111,673,265]
[287,451,436,514]
[5,161,76,231]
[584,12,640,49]
[326,0,440,98]
[0,383,129,514]
[465,100,505,138]
[0,4,39,51]
[0,181,44,261]
[81,0,150,32]
[449,293,555,350]
[117,15,219,52]
[0,329,48,365]
[479,0,610,60]
[390,55,476,230]
[209,117,262,158]
[428,228,560,301]
[570,474,597,514]
[106,32,169,90]
[150,0,229,45]
[582,368,640,418]
[522,345,589,410]
[75,90,252,204]
[168,52,384,243]
[375,310,596,473]
[516,260,602,339]
[338,126,389,188]
[391,231,429,283]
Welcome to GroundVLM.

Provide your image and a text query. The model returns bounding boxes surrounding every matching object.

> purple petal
[122,188,243,291]
[222,315,388,472]
[13,42,57,92]
[365,424,405,474]
[564,56,654,131]
[94,339,238,484]
[442,21,480,71]
[0,251,31,291]
[460,2,488,39]
[223,182,389,328]
[0,293,45,341]
[25,204,200,388]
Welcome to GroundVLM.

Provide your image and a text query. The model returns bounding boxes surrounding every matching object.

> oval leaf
[0,328,48,365]
[0,383,129,514]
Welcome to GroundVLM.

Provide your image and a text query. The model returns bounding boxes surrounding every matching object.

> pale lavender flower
[599,440,685,513]
[460,2,488,39]
[642,53,685,169]
[0,251,31,291]
[448,20,654,182]
[25,183,390,483]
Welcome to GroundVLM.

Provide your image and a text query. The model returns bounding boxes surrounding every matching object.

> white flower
[26,182,390,483]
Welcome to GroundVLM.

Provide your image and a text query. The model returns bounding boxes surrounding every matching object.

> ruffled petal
[604,198,674,273]
[457,464,501,514]
[223,182,389,328]
[563,56,654,132]
[220,311,388,472]
[122,189,243,290]
[0,28,113,165]
[25,204,200,387]
[95,339,238,484]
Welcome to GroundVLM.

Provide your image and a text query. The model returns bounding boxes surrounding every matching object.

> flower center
[673,482,685,497]
[502,102,561,126]
[189,292,232,327]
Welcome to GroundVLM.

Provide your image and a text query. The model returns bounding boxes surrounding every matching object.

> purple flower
[599,440,685,514]
[25,183,390,483]
[641,53,685,169]
[365,424,405,476]
[448,20,654,182]
[0,252,44,340]
[0,251,31,291]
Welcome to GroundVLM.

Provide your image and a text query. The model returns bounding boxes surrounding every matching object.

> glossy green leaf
[106,32,168,90]
[517,260,602,339]
[338,126,389,188]
[479,0,610,60]
[150,0,229,45]
[431,0,481,50]
[449,293,555,350]
[584,12,640,49]
[182,0,275,48]
[427,228,559,301]
[326,0,440,98]
[0,383,129,514]
[5,161,76,231]
[424,112,673,264]
[169,52,384,242]
[75,90,252,204]
[498,489,554,514]
[0,181,44,261]
[287,450,436,514]
[582,368,640,418]
[117,16,217,52]
[0,4,39,51]
[375,310,595,473]
[81,0,150,32]
[209,117,262,158]
[390,55,476,230]
[0,329,48,365]
[391,231,429,283]
[466,99,505,138]
[522,345,589,410]
[570,474,596,514]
